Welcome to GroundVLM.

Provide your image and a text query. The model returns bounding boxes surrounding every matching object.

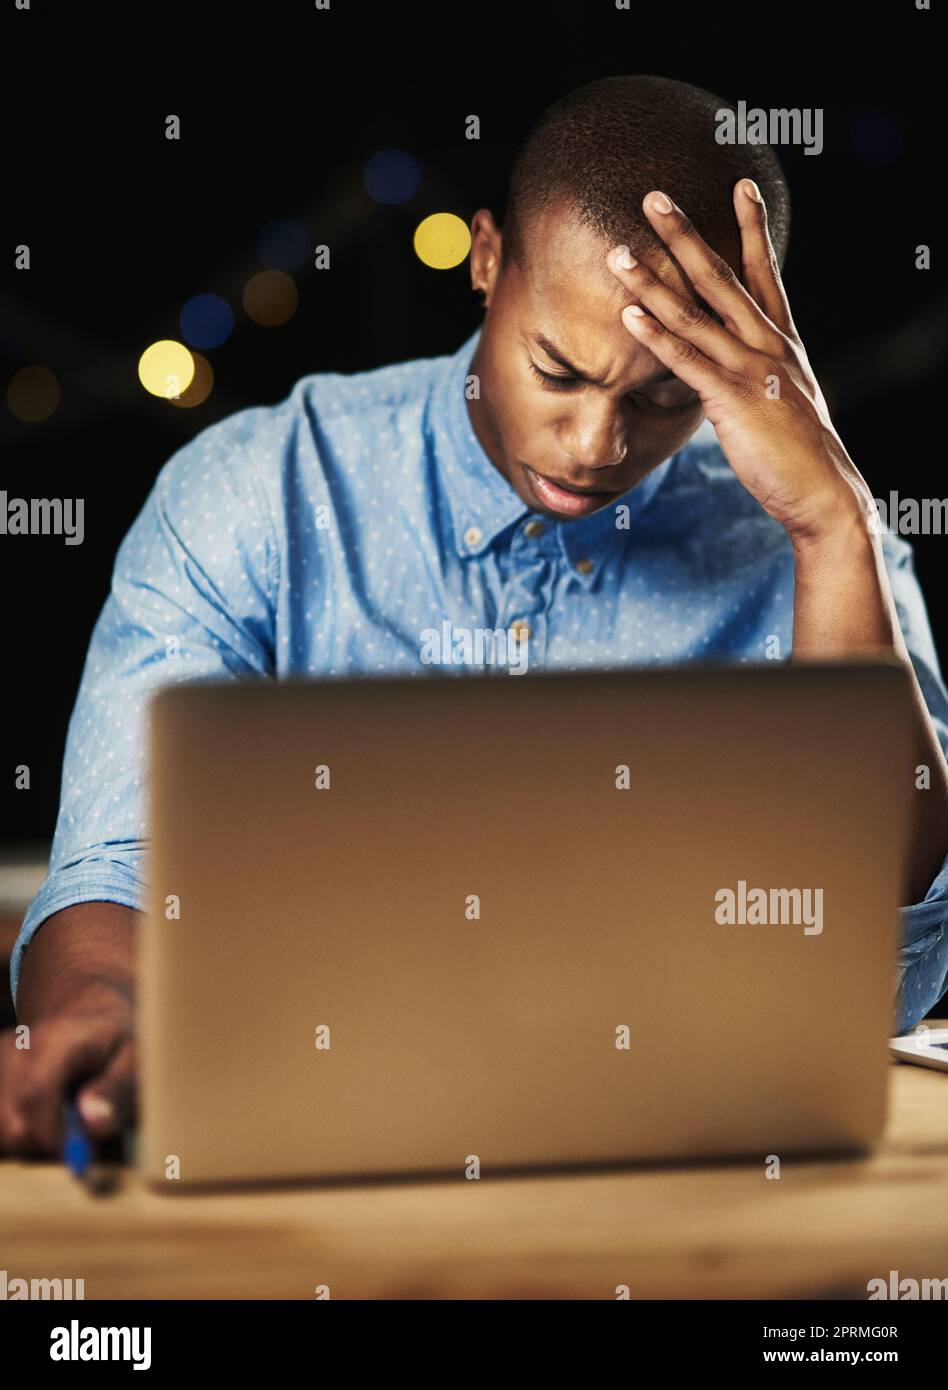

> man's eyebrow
[532,333,675,387]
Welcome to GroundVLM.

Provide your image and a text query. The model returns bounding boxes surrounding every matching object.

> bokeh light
[242,270,298,326]
[169,352,214,409]
[6,365,60,422]
[179,293,235,350]
[364,149,421,205]
[413,212,471,269]
[256,218,310,273]
[138,340,195,400]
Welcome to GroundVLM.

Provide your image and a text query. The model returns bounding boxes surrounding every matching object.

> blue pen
[61,1099,92,1178]
[61,1097,128,1195]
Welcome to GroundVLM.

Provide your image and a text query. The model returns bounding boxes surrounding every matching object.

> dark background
[2,0,945,846]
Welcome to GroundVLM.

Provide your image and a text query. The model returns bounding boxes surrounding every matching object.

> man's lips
[522,464,623,516]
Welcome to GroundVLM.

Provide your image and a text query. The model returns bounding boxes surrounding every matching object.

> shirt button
[463,525,482,549]
[576,558,594,575]
[510,618,532,642]
[524,519,546,539]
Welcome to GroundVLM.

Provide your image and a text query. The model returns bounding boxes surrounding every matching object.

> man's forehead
[511,207,741,387]
[516,216,684,378]
[519,202,741,307]
[522,204,691,303]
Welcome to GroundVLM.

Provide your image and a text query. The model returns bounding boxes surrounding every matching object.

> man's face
[467,202,738,521]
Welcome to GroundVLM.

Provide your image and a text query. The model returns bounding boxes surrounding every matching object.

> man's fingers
[0,1077,33,1155]
[640,189,786,351]
[0,1024,67,1154]
[607,245,750,373]
[733,179,797,338]
[77,1038,137,1140]
[13,1019,115,1153]
[618,303,724,403]
[0,1015,133,1155]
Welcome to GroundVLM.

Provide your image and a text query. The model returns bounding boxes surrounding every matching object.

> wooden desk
[1,1042,946,1300]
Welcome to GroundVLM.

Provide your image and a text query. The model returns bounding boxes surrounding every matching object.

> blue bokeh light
[179,293,235,351]
[363,149,421,205]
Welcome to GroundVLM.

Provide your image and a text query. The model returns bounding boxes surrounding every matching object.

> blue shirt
[13,326,948,1029]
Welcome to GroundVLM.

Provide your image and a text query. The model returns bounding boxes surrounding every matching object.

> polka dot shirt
[11,328,948,1026]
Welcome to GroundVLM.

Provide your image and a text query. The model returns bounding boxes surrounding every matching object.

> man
[3,75,947,1155]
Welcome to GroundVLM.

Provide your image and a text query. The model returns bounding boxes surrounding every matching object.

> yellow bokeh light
[243,270,298,327]
[6,365,60,422]
[138,340,195,400]
[169,352,214,409]
[413,213,471,269]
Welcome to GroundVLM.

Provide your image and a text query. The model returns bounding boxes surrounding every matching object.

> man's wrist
[788,489,904,660]
[16,903,138,1022]
[788,495,879,569]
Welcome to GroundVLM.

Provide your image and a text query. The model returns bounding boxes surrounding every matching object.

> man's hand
[607,188,948,904]
[606,180,873,545]
[0,904,138,1156]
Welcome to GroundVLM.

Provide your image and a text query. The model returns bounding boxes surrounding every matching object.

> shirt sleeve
[10,424,280,1008]
[881,529,948,1034]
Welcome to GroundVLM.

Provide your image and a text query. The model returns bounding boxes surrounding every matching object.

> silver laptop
[138,659,914,1188]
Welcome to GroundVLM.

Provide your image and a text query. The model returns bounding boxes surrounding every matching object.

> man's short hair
[500,74,791,277]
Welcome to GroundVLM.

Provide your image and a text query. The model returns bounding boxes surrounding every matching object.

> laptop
[138,659,914,1188]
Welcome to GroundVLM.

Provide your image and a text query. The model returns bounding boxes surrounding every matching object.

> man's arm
[2,415,280,1153]
[9,421,279,1009]
[605,182,948,1029]
[791,518,948,1033]
[791,516,948,906]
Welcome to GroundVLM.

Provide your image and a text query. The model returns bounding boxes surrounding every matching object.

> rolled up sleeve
[883,529,948,1032]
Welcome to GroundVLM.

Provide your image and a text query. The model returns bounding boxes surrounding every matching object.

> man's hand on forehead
[605,180,874,545]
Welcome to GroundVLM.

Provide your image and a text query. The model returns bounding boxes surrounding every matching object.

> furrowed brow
[532,333,675,387]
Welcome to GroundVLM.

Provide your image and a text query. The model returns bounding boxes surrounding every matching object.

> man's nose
[558,403,628,472]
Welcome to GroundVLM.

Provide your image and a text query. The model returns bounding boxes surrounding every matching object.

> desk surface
[2,1045,946,1300]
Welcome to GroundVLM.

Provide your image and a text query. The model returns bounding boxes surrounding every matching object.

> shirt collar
[435,327,529,559]
[434,325,683,580]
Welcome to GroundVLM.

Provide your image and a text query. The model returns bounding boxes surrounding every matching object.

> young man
[3,75,947,1155]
